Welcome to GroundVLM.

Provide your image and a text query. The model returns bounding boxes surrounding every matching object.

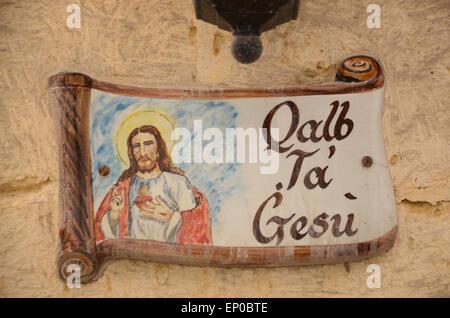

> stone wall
[0,0,448,297]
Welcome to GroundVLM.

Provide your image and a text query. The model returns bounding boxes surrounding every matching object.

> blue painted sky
[90,91,246,224]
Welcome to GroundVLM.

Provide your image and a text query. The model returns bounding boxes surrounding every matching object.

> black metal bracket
[194,0,300,64]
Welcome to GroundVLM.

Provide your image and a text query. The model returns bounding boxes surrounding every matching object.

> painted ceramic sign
[49,56,397,283]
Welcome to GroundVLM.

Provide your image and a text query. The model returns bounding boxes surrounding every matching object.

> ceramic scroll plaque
[49,56,398,283]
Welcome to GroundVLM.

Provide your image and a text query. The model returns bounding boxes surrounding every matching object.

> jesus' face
[131,132,159,173]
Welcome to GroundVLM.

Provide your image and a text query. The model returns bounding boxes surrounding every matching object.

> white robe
[100,171,197,242]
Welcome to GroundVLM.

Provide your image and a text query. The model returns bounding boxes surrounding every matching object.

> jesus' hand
[110,184,124,221]
[137,197,174,223]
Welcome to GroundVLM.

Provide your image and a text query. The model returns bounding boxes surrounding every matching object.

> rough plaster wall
[0,0,448,297]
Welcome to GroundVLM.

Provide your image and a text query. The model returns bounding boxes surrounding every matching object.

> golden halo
[116,110,174,166]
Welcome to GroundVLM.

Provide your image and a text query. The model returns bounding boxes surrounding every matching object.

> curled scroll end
[58,251,98,284]
[336,56,381,83]
[48,72,92,89]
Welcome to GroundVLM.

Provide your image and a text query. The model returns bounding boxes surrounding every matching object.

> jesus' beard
[137,156,158,173]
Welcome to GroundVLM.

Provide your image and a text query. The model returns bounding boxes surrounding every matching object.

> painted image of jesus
[94,111,211,244]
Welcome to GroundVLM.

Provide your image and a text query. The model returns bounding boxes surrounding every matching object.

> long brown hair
[118,125,184,181]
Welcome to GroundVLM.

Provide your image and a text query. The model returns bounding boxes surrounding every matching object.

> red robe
[94,176,212,244]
